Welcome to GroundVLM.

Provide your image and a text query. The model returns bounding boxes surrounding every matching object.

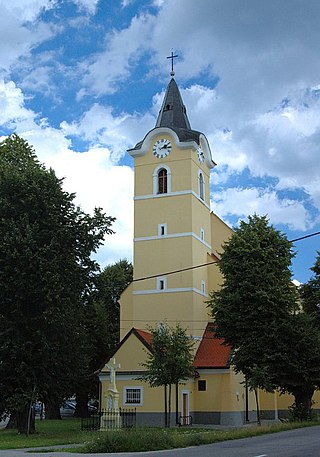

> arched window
[153,165,171,195]
[199,172,204,200]
[158,168,167,194]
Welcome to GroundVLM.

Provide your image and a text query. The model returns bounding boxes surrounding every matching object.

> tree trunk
[45,399,61,420]
[292,387,314,421]
[168,384,171,428]
[254,388,261,425]
[245,376,249,422]
[175,382,179,425]
[74,389,89,418]
[164,384,168,427]
[16,406,35,435]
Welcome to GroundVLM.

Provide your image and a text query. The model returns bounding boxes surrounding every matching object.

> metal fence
[81,408,136,431]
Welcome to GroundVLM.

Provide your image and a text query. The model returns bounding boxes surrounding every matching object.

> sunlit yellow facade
[99,77,320,426]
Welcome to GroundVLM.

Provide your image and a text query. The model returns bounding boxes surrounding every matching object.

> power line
[289,231,320,243]
[132,260,218,283]
[132,230,320,283]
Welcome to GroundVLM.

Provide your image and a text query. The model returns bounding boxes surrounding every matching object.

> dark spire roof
[128,77,201,152]
[156,78,191,130]
[155,78,201,144]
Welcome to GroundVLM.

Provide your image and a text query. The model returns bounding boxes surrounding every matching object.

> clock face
[153,138,172,159]
[197,147,204,164]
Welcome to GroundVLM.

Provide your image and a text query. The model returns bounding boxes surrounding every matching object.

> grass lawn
[0,418,96,450]
[81,420,320,453]
[1,418,320,453]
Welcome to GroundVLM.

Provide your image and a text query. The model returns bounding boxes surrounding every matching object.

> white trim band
[133,287,208,298]
[134,189,210,209]
[134,231,211,250]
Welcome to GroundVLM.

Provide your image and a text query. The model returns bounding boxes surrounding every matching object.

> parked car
[60,399,98,417]
[60,401,76,417]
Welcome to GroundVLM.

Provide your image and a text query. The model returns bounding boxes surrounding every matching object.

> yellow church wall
[101,333,149,375]
[207,253,224,294]
[190,159,211,206]
[259,389,320,418]
[107,378,195,414]
[130,290,204,336]
[133,237,193,280]
[210,212,233,257]
[134,196,193,239]
[194,370,249,413]
[134,145,194,197]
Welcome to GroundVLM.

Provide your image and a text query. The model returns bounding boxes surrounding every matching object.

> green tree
[0,134,115,433]
[301,252,320,317]
[207,214,320,420]
[74,260,133,417]
[141,324,194,427]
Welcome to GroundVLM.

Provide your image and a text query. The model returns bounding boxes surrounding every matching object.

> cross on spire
[166,51,178,77]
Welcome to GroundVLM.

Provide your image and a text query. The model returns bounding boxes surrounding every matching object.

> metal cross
[166,51,178,76]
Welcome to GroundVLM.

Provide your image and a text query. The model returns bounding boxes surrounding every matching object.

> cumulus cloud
[60,103,155,161]
[0,78,134,267]
[24,128,134,267]
[80,13,156,95]
[212,187,311,231]
[72,0,99,14]
[0,80,37,129]
[0,2,55,74]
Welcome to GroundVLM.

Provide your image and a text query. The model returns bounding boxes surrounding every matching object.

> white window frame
[158,223,167,237]
[123,386,144,406]
[153,164,171,195]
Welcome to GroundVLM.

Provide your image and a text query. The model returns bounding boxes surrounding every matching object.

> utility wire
[132,230,320,283]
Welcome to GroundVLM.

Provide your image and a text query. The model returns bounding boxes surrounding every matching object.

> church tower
[120,75,216,339]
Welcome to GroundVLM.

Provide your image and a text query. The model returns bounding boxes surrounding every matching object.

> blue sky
[0,0,319,283]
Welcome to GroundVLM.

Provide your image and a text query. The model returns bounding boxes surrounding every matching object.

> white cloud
[80,13,156,95]
[212,187,311,231]
[61,103,155,161]
[22,129,134,267]
[0,2,55,73]
[0,78,134,267]
[0,0,55,21]
[72,0,99,14]
[0,80,37,128]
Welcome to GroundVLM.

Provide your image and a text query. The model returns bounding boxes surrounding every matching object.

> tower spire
[155,78,191,130]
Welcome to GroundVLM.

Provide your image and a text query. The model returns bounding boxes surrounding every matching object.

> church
[99,69,313,426]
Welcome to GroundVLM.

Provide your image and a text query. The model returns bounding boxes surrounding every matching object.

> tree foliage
[74,259,133,417]
[207,214,320,419]
[301,252,320,317]
[0,135,115,431]
[141,324,194,427]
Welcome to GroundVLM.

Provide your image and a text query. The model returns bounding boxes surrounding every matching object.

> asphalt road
[1,425,319,457]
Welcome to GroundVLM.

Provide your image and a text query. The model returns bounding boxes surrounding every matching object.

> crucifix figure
[166,50,178,77]
[106,357,120,390]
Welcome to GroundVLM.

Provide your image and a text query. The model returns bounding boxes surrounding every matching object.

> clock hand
[160,145,168,150]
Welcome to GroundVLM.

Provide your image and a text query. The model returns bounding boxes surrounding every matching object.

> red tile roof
[134,328,153,347]
[194,323,231,368]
